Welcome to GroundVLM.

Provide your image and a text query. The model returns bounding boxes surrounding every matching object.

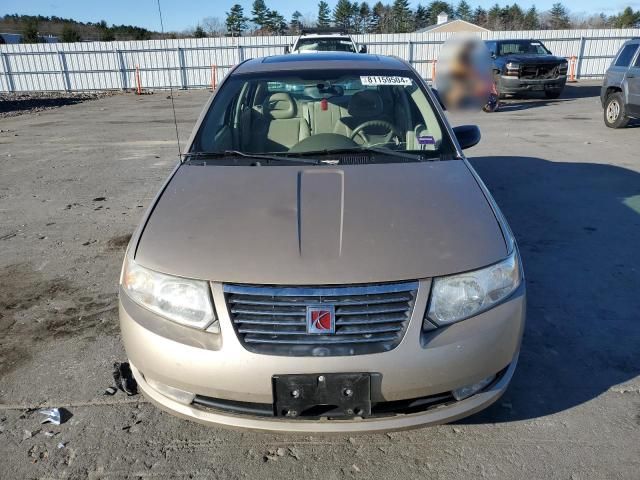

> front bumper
[120,281,525,432]
[500,75,567,94]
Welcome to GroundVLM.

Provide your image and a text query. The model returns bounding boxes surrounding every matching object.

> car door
[627,45,640,115]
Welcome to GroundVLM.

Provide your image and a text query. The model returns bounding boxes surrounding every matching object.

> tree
[334,0,356,31]
[251,0,270,30]
[290,11,303,34]
[226,4,248,36]
[317,1,332,28]
[523,6,540,30]
[455,0,473,22]
[548,3,571,29]
[505,4,525,30]
[202,17,226,37]
[265,10,287,35]
[426,1,455,25]
[414,4,429,30]
[486,3,502,30]
[193,25,207,38]
[97,20,115,41]
[372,1,393,32]
[472,7,487,27]
[21,18,40,43]
[612,7,640,28]
[357,2,372,33]
[392,0,413,32]
[61,23,82,42]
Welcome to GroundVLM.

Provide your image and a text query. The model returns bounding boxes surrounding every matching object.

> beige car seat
[258,92,310,152]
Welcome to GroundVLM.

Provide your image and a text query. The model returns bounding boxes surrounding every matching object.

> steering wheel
[349,120,402,145]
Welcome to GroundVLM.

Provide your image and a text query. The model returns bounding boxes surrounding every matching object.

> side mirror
[284,45,290,54]
[431,88,446,111]
[452,125,481,150]
[359,44,367,54]
[490,51,496,59]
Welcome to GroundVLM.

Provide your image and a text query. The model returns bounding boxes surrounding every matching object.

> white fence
[1,28,639,93]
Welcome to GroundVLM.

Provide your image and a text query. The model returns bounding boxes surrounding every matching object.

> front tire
[604,92,630,129]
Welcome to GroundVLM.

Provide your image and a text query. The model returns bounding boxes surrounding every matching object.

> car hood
[500,54,564,64]
[135,161,507,284]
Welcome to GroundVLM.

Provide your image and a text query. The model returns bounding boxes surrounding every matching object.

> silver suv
[601,38,640,128]
[285,31,366,54]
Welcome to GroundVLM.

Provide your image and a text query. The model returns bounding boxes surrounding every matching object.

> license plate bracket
[273,373,371,419]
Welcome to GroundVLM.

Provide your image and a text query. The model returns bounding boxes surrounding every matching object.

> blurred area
[435,36,494,112]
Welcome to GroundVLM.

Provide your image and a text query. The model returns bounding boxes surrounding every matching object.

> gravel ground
[0,83,639,479]
[0,91,116,118]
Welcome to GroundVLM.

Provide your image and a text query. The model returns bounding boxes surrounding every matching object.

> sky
[2,1,639,32]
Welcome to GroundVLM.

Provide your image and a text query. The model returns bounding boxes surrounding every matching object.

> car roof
[234,53,409,75]
[298,33,351,38]
[488,39,543,43]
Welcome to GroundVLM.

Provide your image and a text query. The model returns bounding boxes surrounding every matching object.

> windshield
[296,38,356,52]
[191,69,456,163]
[498,40,550,56]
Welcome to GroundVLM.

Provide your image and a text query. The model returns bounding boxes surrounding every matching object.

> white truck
[285,30,367,55]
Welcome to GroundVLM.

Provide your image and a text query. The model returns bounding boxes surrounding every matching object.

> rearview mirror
[284,45,290,54]
[452,125,481,150]
[359,44,367,54]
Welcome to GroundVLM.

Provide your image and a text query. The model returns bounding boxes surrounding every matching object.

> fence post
[576,36,586,80]
[177,47,187,89]
[0,52,14,93]
[237,44,244,63]
[115,49,127,90]
[57,50,71,92]
[407,41,413,68]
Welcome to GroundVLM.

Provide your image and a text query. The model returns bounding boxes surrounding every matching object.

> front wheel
[604,92,630,129]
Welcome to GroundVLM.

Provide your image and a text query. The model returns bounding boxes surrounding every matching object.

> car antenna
[156,0,182,160]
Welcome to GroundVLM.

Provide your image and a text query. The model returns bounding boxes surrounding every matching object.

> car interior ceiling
[201,80,443,155]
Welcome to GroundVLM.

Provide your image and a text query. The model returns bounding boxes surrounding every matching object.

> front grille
[520,64,558,79]
[224,282,418,356]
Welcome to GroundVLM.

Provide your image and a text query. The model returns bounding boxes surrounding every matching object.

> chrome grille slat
[224,282,418,356]
[227,293,413,307]
[243,334,399,345]
[238,325,402,336]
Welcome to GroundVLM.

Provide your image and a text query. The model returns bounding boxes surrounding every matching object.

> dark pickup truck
[485,39,569,99]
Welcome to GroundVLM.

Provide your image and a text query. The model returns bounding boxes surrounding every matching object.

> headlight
[121,257,217,330]
[426,251,521,326]
[558,61,568,74]
[505,62,519,70]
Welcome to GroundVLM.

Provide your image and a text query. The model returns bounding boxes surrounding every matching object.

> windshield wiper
[186,150,321,165]
[290,147,433,162]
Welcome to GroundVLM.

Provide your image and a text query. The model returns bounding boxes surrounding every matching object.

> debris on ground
[103,386,117,396]
[113,362,138,396]
[57,442,67,449]
[39,407,71,425]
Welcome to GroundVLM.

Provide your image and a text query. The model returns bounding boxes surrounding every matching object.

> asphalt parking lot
[1,81,639,478]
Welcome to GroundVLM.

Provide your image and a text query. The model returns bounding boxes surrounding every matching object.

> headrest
[304,84,344,99]
[348,90,384,117]
[264,92,296,119]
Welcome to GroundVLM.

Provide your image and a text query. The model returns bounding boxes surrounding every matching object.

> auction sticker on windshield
[360,76,413,86]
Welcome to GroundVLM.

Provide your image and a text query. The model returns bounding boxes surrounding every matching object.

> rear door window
[634,47,640,67]
[614,44,639,67]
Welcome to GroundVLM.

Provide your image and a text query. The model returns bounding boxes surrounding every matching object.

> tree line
[220,1,640,36]
[3,3,639,44]
[1,14,156,43]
